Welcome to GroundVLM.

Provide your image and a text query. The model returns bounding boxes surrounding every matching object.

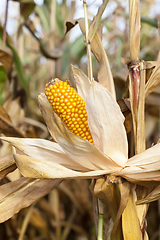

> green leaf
[56,1,65,37]
[0,66,7,105]
[35,5,50,33]
[9,46,29,95]
[70,35,85,57]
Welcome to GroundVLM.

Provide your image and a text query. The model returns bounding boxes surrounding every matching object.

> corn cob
[45,78,93,144]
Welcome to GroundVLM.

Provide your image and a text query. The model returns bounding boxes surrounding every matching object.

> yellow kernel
[86,131,89,136]
[45,78,93,144]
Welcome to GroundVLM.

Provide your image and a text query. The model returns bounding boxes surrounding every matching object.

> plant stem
[83,0,93,82]
[3,0,9,46]
[98,214,104,240]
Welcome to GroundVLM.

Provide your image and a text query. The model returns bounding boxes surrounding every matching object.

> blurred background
[0,0,160,239]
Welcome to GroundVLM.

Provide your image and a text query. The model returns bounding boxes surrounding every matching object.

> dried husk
[122,189,142,240]
[71,66,128,166]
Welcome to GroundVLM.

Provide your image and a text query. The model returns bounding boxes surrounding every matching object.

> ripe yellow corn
[45,78,93,144]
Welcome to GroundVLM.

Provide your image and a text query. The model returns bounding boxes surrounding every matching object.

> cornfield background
[0,0,160,239]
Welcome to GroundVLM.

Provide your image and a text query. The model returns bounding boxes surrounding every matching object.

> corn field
[0,0,160,240]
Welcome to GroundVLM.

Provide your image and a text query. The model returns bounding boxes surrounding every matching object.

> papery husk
[0,154,16,180]
[71,66,128,166]
[85,79,128,166]
[94,176,131,240]
[1,137,93,172]
[13,153,115,179]
[122,189,142,240]
[0,177,62,223]
[38,93,122,171]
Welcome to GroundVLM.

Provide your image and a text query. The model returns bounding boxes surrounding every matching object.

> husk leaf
[122,190,142,240]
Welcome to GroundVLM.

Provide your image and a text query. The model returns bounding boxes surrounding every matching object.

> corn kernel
[45,78,93,144]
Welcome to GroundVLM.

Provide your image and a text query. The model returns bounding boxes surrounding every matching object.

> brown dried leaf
[79,19,116,99]
[94,177,130,240]
[145,62,160,97]
[0,177,62,223]
[0,45,13,70]
[0,154,16,180]
[111,180,130,238]
[137,185,160,204]
[0,105,25,137]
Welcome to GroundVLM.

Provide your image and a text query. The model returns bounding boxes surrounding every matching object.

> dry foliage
[0,0,160,240]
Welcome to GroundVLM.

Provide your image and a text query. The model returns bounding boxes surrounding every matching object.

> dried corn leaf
[29,208,49,236]
[0,105,25,137]
[0,154,16,180]
[0,45,13,70]
[94,177,120,221]
[65,19,116,99]
[122,190,142,240]
[111,180,130,239]
[3,97,25,127]
[129,0,140,61]
[137,185,160,204]
[79,19,116,99]
[145,62,160,97]
[0,177,62,223]
[88,0,109,42]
